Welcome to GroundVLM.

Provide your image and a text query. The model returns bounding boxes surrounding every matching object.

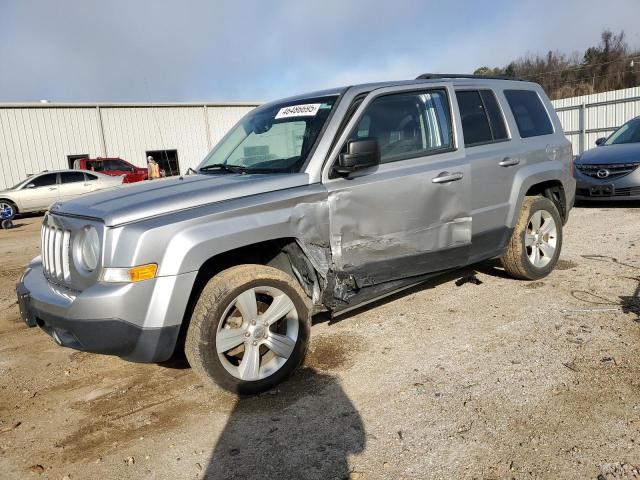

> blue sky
[1,0,639,103]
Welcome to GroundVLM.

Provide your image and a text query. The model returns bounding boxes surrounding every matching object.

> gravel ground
[0,204,639,480]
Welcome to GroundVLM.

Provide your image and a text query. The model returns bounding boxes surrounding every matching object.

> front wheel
[0,200,17,221]
[185,265,311,394]
[501,196,563,280]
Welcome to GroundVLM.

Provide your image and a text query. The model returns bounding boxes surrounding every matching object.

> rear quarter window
[504,89,553,138]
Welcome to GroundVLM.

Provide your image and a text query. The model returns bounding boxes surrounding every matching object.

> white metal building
[0,102,258,190]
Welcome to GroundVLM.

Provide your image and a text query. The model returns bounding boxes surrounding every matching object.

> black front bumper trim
[15,281,180,363]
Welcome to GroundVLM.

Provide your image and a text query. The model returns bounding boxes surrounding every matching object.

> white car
[0,170,123,219]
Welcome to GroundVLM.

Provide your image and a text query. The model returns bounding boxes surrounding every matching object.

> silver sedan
[0,170,124,219]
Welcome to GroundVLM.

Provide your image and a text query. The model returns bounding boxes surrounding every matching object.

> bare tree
[474,30,639,99]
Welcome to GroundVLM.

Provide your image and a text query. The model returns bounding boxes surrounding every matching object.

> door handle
[49,187,57,190]
[499,157,520,167]
[432,171,463,184]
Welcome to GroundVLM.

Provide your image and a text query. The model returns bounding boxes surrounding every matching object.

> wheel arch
[0,198,19,214]
[507,164,569,228]
[174,237,324,354]
[525,180,567,223]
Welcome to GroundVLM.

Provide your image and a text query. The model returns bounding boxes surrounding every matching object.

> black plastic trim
[27,305,180,363]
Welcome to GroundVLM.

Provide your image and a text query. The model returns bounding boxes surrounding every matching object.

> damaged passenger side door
[323,86,471,306]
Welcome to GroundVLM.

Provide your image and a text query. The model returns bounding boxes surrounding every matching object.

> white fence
[552,86,640,155]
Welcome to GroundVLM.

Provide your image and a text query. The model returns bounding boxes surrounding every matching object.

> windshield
[605,117,640,145]
[9,177,31,190]
[198,96,338,173]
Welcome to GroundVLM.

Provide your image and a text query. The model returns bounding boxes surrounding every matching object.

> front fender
[105,184,331,278]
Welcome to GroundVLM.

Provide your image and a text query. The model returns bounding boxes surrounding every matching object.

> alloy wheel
[216,286,299,381]
[524,209,557,268]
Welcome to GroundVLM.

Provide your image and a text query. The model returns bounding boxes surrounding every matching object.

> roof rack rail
[416,73,526,81]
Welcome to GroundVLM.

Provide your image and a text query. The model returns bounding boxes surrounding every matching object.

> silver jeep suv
[17,75,575,394]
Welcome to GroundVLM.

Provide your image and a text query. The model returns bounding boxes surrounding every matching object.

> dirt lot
[0,205,639,480]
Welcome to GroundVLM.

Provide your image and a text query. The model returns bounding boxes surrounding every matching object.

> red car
[73,157,148,183]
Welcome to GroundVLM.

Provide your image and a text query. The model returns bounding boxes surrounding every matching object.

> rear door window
[456,90,509,146]
[504,89,553,138]
[480,91,508,140]
[60,172,85,183]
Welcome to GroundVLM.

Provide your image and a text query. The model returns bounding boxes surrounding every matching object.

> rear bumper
[16,261,196,362]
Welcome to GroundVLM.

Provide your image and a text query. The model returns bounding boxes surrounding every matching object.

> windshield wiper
[199,163,247,174]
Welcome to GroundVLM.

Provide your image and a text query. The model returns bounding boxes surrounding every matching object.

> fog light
[102,263,158,283]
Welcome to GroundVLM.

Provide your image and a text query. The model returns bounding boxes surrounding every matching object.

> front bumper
[16,260,197,362]
[574,170,640,201]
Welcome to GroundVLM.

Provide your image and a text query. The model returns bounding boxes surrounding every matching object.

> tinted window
[103,159,130,170]
[456,91,493,145]
[87,161,103,172]
[60,172,85,183]
[456,90,509,146]
[85,173,98,181]
[28,173,57,187]
[504,90,553,138]
[349,89,453,164]
[480,90,508,140]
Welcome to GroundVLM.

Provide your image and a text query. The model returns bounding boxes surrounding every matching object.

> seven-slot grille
[575,162,639,179]
[41,222,72,283]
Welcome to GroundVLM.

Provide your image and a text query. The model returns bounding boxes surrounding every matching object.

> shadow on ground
[204,368,364,480]
[620,279,640,321]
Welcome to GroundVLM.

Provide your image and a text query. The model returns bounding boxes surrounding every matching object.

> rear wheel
[185,265,311,394]
[501,196,563,280]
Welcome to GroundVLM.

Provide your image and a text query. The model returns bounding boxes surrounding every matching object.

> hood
[53,173,310,226]
[577,143,640,165]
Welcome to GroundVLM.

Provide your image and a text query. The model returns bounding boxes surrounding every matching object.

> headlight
[76,226,100,272]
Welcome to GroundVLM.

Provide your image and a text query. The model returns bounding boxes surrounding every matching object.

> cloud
[0,0,638,102]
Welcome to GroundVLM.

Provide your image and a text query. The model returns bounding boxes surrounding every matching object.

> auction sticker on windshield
[275,103,321,119]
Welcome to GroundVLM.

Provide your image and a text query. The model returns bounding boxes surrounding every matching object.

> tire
[1,219,13,229]
[0,200,17,221]
[501,196,563,280]
[185,264,311,395]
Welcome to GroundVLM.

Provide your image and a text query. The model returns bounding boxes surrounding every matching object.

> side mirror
[595,137,606,146]
[26,183,35,189]
[334,138,380,175]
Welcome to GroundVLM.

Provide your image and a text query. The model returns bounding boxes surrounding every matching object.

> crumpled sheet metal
[290,200,332,278]
[327,176,472,275]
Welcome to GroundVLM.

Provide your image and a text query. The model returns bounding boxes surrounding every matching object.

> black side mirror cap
[334,138,380,175]
[595,137,606,146]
